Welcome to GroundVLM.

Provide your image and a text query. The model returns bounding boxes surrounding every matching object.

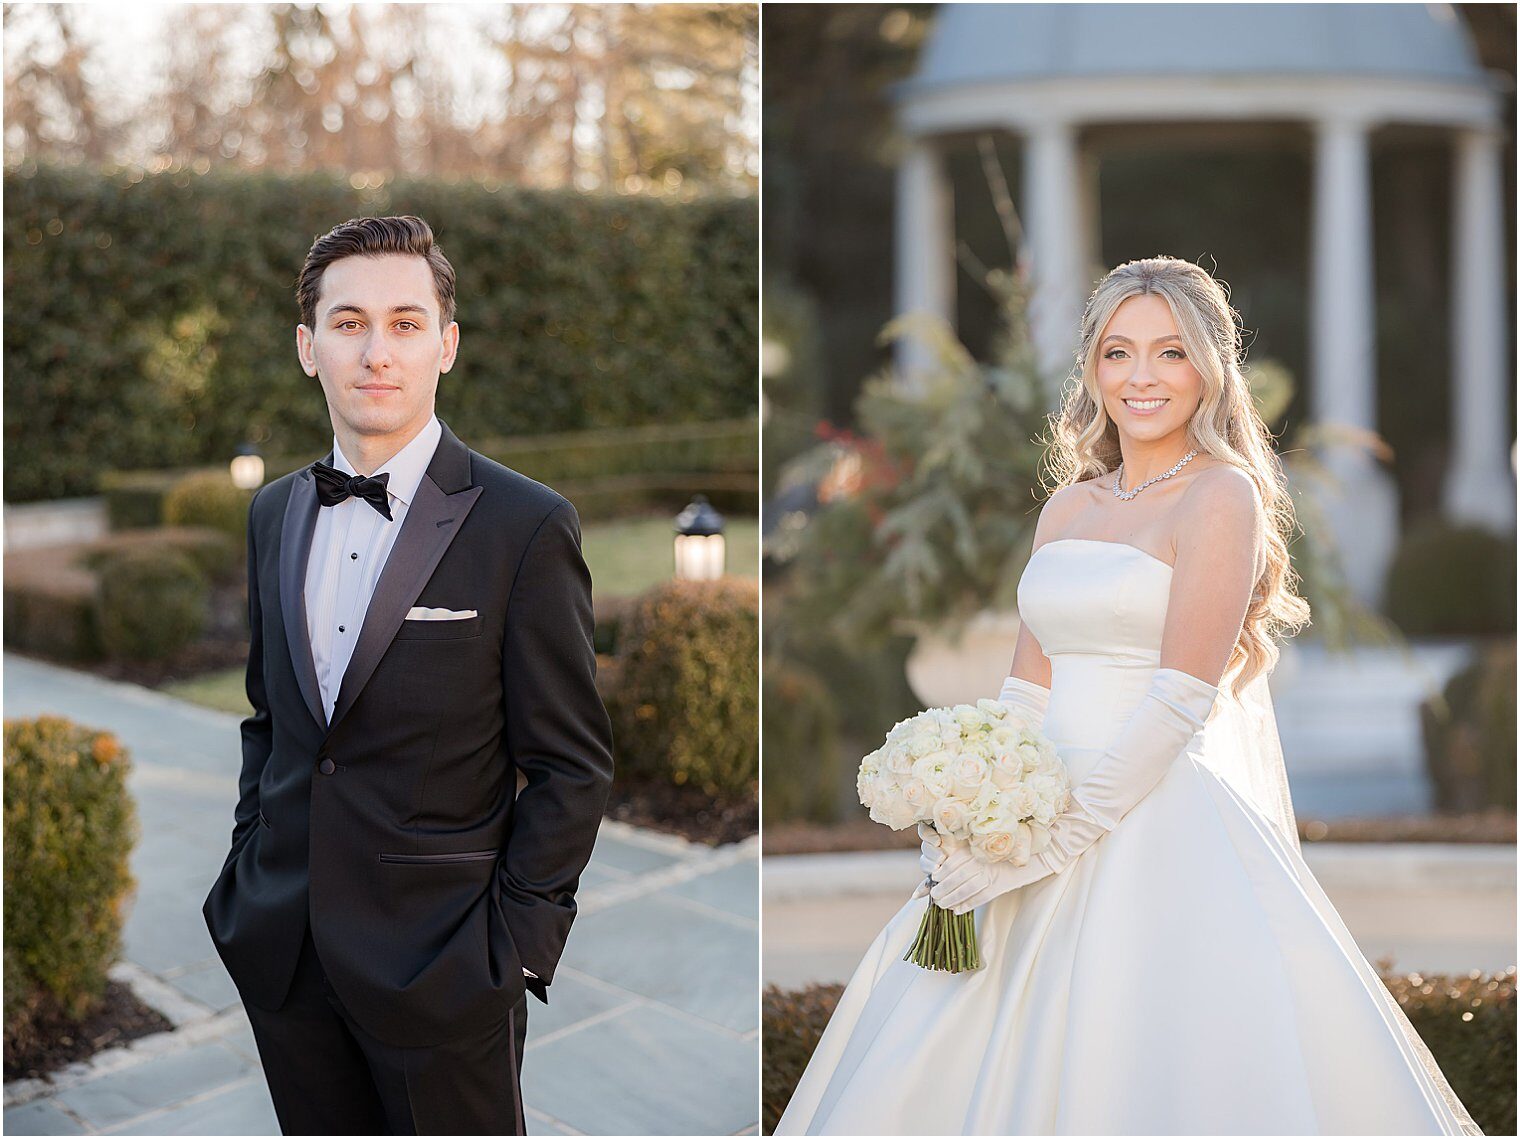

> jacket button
[318,758,336,775]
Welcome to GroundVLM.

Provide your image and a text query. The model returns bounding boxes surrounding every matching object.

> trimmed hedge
[4,528,234,662]
[100,416,759,529]
[1385,520,1516,637]
[763,972,1516,1135]
[163,470,254,541]
[762,662,841,824]
[93,547,209,662]
[606,577,759,798]
[5,164,758,502]
[1422,643,1517,812]
[4,717,139,1059]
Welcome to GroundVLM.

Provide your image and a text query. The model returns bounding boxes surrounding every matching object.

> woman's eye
[1162,348,1185,360]
[1103,348,1127,360]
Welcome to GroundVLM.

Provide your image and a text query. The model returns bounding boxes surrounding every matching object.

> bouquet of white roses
[857,697,1072,972]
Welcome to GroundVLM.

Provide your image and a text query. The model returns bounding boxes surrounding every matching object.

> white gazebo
[893,3,1514,608]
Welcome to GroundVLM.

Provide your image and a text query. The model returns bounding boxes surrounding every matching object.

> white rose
[968,783,1002,818]
[976,697,1007,720]
[857,773,877,809]
[907,728,940,759]
[900,777,932,808]
[1002,784,1037,819]
[953,704,983,731]
[989,749,1023,788]
[884,797,920,830]
[868,789,918,831]
[885,747,916,776]
[931,796,973,840]
[970,828,1015,862]
[989,725,1019,751]
[950,752,990,798]
[912,752,954,798]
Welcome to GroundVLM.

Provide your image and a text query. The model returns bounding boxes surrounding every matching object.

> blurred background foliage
[4,165,758,501]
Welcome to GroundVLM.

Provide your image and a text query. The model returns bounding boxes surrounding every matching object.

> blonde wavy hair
[1042,255,1311,694]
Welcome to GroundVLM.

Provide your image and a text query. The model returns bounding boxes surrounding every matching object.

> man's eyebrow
[1101,333,1182,346]
[324,303,432,319]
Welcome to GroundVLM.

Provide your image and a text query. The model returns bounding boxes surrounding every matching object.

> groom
[202,215,614,1135]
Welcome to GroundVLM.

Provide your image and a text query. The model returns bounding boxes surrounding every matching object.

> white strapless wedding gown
[775,538,1481,1136]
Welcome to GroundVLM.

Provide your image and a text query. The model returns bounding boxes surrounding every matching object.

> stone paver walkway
[3,655,758,1136]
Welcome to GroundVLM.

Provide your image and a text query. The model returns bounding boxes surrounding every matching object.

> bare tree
[3,2,758,192]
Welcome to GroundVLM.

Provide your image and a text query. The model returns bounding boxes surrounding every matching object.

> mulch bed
[763,807,1518,856]
[605,775,757,846]
[5,980,174,1083]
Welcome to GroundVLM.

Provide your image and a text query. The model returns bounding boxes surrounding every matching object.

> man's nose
[361,333,393,369]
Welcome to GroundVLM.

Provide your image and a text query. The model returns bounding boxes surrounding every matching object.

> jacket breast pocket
[394,614,484,641]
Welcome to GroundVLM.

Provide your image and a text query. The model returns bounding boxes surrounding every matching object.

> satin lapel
[278,462,328,733]
[323,473,483,737]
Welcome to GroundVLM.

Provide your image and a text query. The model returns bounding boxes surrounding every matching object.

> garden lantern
[230,443,265,490]
[674,495,725,580]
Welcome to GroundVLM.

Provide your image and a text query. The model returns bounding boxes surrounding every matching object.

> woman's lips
[1122,397,1169,417]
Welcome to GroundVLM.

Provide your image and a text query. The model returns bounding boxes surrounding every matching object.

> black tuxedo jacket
[202,419,614,1049]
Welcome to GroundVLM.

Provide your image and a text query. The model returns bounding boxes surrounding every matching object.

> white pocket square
[405,606,478,621]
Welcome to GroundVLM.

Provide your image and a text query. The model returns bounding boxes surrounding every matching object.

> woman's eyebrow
[1101,334,1182,346]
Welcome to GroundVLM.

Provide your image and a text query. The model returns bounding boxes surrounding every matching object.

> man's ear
[439,320,460,374]
[296,324,318,377]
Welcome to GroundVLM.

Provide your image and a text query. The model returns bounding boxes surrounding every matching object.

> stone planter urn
[902,608,1024,709]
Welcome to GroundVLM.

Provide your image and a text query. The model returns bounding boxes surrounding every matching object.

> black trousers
[243,922,529,1135]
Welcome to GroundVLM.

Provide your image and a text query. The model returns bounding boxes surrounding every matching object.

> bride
[774,256,1481,1136]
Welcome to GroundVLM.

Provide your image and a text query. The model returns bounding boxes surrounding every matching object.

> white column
[1023,120,1085,406]
[1445,126,1516,533]
[1306,114,1400,610]
[894,138,955,386]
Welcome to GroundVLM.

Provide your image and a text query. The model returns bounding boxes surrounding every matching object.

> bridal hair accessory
[1113,448,1198,500]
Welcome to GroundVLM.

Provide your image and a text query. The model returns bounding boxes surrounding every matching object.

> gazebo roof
[905,3,1488,94]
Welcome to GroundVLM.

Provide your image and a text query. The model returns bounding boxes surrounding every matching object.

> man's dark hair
[297,215,457,329]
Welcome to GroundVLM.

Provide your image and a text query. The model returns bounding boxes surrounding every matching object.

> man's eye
[396,321,418,331]
[338,320,361,330]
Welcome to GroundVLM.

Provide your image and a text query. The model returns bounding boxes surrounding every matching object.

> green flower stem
[904,888,982,973]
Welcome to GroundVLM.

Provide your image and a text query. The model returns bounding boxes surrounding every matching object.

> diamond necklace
[1113,449,1198,500]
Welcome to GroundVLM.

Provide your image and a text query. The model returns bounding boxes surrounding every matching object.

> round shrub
[763,662,842,824]
[163,470,254,541]
[608,577,758,799]
[94,546,209,661]
[4,717,138,1056]
[1422,642,1517,812]
[1385,520,1516,637]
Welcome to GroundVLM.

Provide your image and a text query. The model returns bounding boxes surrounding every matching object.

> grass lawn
[163,669,252,716]
[162,512,759,718]
[583,513,758,596]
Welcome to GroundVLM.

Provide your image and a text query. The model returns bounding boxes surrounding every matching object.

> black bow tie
[310,460,394,520]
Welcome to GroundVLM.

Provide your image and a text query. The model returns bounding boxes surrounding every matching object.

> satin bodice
[1016,538,1176,755]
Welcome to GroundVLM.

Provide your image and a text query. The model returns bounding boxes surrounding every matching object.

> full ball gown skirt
[774,538,1480,1136]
